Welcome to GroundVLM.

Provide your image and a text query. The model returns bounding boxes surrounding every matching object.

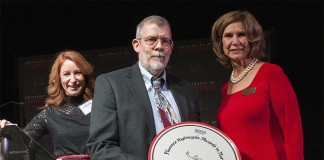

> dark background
[1,1,323,159]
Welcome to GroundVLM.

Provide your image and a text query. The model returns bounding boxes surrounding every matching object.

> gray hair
[136,15,171,38]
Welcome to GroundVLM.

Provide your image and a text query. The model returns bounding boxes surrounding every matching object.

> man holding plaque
[87,15,202,160]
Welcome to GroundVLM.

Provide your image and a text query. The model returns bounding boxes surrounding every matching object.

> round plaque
[148,122,241,160]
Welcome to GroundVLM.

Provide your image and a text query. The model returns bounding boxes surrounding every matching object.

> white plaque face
[148,122,241,160]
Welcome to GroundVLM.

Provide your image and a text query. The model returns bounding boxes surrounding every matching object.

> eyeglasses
[138,36,173,47]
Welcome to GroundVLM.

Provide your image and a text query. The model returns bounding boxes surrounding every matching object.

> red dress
[216,62,303,160]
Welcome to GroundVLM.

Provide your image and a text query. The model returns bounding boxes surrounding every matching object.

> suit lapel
[125,63,157,137]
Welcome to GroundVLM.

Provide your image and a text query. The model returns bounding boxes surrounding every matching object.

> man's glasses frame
[138,36,173,47]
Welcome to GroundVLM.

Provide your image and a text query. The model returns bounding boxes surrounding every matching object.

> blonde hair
[45,50,94,107]
[211,10,266,68]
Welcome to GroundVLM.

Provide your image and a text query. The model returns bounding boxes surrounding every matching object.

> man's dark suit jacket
[87,62,201,160]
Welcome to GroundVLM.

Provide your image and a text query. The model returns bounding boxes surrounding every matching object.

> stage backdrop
[18,38,230,127]
[18,35,273,156]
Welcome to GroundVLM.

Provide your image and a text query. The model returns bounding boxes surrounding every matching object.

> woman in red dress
[211,11,303,160]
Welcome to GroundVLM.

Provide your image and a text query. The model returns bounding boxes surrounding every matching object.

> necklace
[230,58,258,84]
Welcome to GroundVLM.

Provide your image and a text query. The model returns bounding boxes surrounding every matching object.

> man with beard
[87,15,202,160]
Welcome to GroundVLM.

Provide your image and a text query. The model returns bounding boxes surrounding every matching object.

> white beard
[139,51,169,76]
[149,61,165,71]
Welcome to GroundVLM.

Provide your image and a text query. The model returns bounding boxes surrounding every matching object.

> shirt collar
[138,62,167,91]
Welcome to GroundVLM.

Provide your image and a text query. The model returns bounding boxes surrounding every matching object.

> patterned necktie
[151,77,180,128]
